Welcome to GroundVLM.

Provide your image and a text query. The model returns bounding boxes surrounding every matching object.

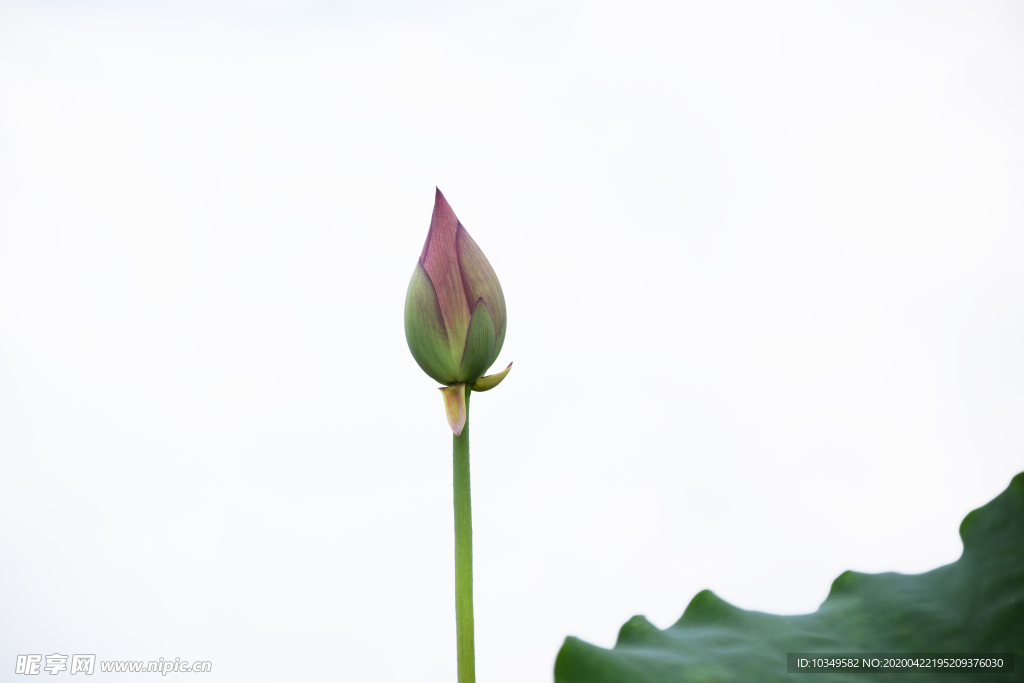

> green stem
[453,383,475,683]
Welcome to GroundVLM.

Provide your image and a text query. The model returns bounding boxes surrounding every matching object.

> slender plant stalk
[452,383,475,683]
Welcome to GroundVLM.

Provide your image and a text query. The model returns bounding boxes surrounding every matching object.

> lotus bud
[405,189,511,433]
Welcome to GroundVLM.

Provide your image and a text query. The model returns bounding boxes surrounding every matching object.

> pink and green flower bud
[405,189,508,388]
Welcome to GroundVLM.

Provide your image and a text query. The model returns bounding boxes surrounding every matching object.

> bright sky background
[1,0,1022,680]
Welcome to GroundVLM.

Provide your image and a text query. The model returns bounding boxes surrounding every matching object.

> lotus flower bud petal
[457,229,506,363]
[420,189,472,365]
[471,362,512,392]
[405,189,509,388]
[440,383,467,436]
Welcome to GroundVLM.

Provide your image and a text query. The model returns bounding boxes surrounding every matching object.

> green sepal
[440,383,467,435]
[456,300,496,384]
[471,362,512,392]
[405,263,459,384]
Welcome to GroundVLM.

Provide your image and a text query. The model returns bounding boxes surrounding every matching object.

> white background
[1,0,1022,680]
